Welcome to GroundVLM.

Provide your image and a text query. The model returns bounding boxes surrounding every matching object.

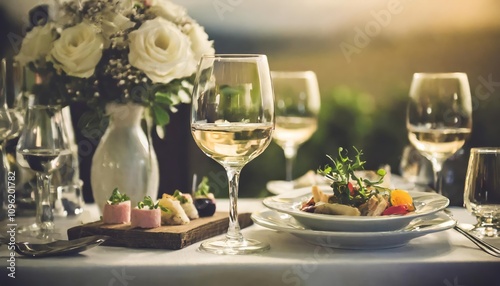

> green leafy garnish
[317,147,386,206]
[172,190,189,204]
[137,196,169,212]
[194,176,211,197]
[108,188,130,205]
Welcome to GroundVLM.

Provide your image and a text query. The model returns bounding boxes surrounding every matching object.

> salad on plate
[301,147,415,217]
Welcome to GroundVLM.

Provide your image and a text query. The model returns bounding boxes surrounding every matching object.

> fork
[444,209,500,258]
[452,224,500,258]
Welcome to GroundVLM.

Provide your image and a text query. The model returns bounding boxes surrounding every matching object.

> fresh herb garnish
[194,176,211,197]
[172,190,189,204]
[317,147,386,206]
[137,196,169,212]
[108,188,130,205]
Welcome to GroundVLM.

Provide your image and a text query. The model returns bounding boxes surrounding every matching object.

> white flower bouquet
[16,0,214,127]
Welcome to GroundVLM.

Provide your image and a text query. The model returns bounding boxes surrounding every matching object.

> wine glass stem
[429,160,443,194]
[0,144,6,205]
[0,143,5,180]
[35,172,54,227]
[284,145,298,181]
[225,167,243,242]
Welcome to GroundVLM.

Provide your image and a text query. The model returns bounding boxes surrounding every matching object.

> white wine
[273,116,317,147]
[191,122,273,167]
[408,126,471,161]
[17,149,60,173]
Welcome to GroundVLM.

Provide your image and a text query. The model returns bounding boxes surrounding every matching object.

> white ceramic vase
[91,102,159,213]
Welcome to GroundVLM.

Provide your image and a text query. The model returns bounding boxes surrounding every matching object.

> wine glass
[0,58,13,221]
[464,147,500,238]
[0,58,12,143]
[2,59,25,168]
[191,54,274,254]
[16,105,68,238]
[271,71,320,182]
[406,73,472,194]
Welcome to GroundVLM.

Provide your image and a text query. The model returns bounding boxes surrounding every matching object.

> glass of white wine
[271,71,320,181]
[406,73,472,195]
[16,105,69,238]
[191,54,274,254]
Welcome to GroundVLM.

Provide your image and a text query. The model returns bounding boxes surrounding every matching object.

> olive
[194,198,216,217]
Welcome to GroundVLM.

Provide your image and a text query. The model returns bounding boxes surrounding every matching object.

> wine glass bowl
[464,147,500,238]
[406,73,472,194]
[16,105,68,236]
[271,71,320,181]
[191,54,274,254]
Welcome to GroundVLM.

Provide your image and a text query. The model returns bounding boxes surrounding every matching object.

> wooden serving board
[67,212,253,250]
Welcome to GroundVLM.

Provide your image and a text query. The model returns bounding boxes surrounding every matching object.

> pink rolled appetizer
[131,208,161,229]
[103,201,131,224]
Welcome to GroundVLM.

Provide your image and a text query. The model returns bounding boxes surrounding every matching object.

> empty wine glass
[271,71,320,181]
[191,54,274,254]
[3,59,26,163]
[464,147,500,238]
[0,58,12,143]
[406,73,472,195]
[16,105,69,238]
[0,58,13,221]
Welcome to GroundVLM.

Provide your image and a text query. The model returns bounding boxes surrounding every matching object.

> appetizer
[301,147,415,216]
[102,188,131,224]
[172,190,199,219]
[158,194,190,225]
[131,196,166,229]
[193,176,216,217]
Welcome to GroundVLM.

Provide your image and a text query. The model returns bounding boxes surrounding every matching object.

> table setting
[1,0,500,285]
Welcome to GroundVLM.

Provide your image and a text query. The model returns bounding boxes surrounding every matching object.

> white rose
[186,22,214,62]
[148,0,187,22]
[15,23,55,66]
[128,17,196,84]
[48,22,104,78]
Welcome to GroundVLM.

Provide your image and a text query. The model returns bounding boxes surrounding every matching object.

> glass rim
[470,147,500,154]
[413,72,468,79]
[271,70,317,78]
[201,54,267,60]
[27,104,62,109]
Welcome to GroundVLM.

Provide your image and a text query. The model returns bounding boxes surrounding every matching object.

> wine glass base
[16,222,57,241]
[199,237,270,255]
[470,226,500,238]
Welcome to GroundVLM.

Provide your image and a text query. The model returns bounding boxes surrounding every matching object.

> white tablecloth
[1,199,499,286]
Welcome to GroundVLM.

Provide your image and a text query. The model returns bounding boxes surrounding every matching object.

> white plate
[251,209,456,250]
[262,187,449,232]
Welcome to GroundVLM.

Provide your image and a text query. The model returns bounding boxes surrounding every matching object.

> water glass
[52,179,84,217]
[464,147,500,237]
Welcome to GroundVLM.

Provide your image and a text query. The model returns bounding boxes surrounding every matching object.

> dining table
[1,196,499,286]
